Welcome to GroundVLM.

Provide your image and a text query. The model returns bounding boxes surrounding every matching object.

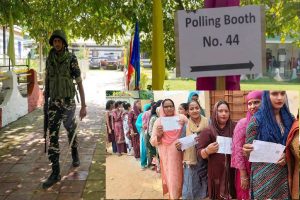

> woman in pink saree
[150,99,188,199]
[231,91,262,199]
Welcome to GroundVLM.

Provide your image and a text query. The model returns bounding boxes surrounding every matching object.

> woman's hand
[242,144,254,157]
[206,142,219,155]
[240,177,249,190]
[157,125,164,138]
[277,153,286,166]
[175,142,182,151]
[130,129,135,137]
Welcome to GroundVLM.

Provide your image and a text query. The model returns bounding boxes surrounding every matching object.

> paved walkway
[106,152,164,199]
[0,70,124,200]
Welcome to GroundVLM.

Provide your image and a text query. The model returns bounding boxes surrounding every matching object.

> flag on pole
[152,0,165,90]
[7,10,15,66]
[130,21,140,90]
[127,38,135,89]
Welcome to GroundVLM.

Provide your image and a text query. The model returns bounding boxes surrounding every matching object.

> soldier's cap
[49,30,68,47]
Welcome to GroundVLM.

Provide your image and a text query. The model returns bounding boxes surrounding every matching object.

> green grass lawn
[164,79,196,90]
[241,78,300,91]
[241,83,300,91]
[147,68,300,91]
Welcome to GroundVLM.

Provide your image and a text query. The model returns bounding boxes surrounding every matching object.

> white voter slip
[161,116,180,131]
[179,134,198,151]
[249,140,285,163]
[216,136,232,154]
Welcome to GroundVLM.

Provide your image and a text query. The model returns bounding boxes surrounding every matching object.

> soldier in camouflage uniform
[43,30,87,189]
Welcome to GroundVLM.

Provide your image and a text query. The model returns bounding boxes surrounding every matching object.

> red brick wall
[210,91,249,122]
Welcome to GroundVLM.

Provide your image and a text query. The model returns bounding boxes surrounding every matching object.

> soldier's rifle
[43,79,49,153]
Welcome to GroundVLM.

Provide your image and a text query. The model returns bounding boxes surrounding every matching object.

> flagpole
[128,53,130,90]
[131,21,140,90]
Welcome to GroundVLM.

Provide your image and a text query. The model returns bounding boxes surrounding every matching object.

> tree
[241,1,300,46]
[1,0,299,70]
[139,90,154,100]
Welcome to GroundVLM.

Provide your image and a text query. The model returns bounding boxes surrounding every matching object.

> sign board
[175,5,265,78]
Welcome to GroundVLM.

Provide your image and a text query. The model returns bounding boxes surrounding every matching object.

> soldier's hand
[79,106,87,120]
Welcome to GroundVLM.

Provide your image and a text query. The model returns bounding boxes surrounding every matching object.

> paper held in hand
[161,116,180,131]
[216,136,232,154]
[249,140,286,163]
[178,134,198,151]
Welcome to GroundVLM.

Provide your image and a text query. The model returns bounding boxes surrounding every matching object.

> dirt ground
[105,145,166,199]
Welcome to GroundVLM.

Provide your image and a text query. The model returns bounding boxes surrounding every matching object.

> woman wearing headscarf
[148,101,163,173]
[245,91,294,199]
[196,100,236,199]
[105,100,117,153]
[143,102,156,168]
[122,102,133,155]
[231,91,262,200]
[136,103,151,169]
[176,100,209,199]
[187,91,205,117]
[286,112,299,199]
[112,101,126,156]
[150,99,188,199]
[147,100,163,170]
[128,100,142,158]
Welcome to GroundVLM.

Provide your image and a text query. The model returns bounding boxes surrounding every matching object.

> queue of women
[105,91,299,200]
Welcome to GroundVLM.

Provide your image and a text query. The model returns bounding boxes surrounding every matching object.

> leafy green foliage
[139,72,149,90]
[241,1,300,46]
[139,90,154,100]
[1,0,299,67]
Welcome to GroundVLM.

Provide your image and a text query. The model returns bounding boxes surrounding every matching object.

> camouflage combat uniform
[43,30,82,189]
[46,52,81,166]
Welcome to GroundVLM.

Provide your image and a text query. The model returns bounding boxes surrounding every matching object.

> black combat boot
[72,147,80,167]
[42,163,61,189]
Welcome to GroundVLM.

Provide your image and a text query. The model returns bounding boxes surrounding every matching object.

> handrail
[0,58,29,71]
